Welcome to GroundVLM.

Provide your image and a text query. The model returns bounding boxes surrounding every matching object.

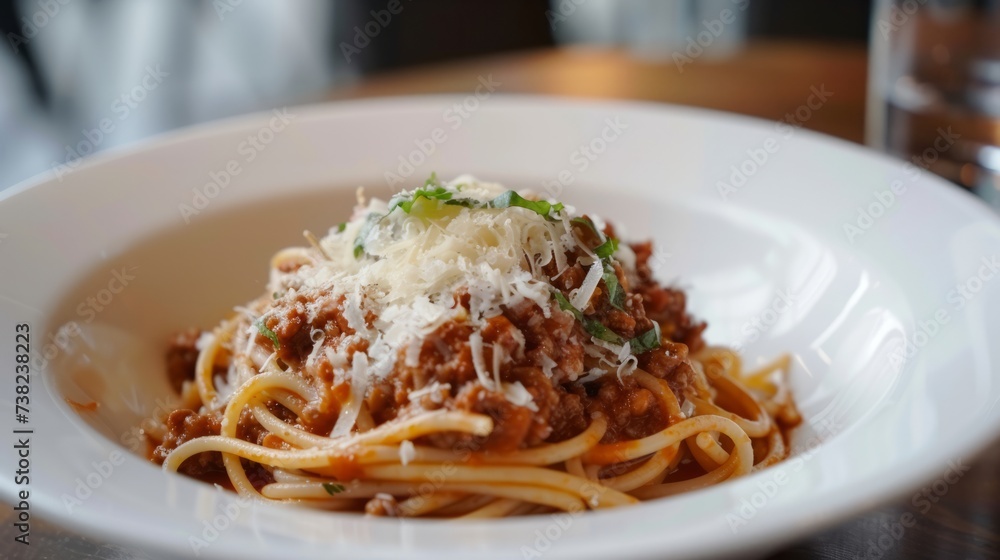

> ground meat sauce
[165,329,201,393]
[152,220,707,480]
[152,410,223,477]
[630,241,707,353]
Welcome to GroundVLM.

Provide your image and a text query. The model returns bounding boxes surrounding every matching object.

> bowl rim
[4,94,1000,560]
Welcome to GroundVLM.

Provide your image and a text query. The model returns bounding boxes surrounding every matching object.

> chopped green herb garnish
[389,173,565,221]
[336,222,347,233]
[628,323,661,354]
[487,190,564,218]
[584,320,625,345]
[388,185,453,214]
[571,217,601,238]
[553,291,625,345]
[385,174,457,214]
[572,215,618,260]
[272,291,281,299]
[444,198,479,209]
[255,317,280,350]
[602,263,626,310]
[554,290,661,352]
[445,190,565,220]
[322,482,346,495]
[553,291,583,321]
[594,237,619,259]
[372,177,568,255]
[353,212,382,258]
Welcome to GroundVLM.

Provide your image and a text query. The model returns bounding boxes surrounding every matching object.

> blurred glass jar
[866,0,1000,206]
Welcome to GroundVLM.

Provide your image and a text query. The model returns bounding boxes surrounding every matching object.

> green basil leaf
[336,222,347,233]
[595,237,619,259]
[388,185,453,214]
[353,212,382,258]
[603,263,626,310]
[444,198,480,208]
[322,482,346,495]
[255,317,280,350]
[488,190,562,218]
[443,190,565,220]
[628,322,662,354]
[553,291,625,345]
[583,319,625,345]
[571,217,601,238]
[553,291,583,322]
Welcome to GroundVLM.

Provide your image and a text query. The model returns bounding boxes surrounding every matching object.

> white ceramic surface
[2,97,1000,560]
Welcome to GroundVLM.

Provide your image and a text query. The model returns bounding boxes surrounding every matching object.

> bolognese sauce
[146,176,800,517]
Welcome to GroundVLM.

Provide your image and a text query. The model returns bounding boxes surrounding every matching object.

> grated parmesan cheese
[399,440,415,466]
[502,381,539,412]
[679,399,696,419]
[305,329,325,366]
[468,332,493,390]
[570,260,604,310]
[330,352,368,438]
[407,382,451,405]
[259,176,646,413]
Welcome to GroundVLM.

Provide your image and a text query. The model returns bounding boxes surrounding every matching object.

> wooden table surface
[333,42,869,144]
[7,42,1000,560]
[332,42,1000,560]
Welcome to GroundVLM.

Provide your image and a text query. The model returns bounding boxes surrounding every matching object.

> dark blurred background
[0,0,871,190]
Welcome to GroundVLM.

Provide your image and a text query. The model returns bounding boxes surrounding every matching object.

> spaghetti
[147,175,800,517]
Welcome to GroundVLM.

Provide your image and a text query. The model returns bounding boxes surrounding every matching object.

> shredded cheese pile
[261,176,638,413]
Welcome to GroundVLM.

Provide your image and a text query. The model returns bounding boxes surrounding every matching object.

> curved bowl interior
[1,97,999,560]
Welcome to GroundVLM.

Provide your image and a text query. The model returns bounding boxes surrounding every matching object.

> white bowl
[2,97,1000,560]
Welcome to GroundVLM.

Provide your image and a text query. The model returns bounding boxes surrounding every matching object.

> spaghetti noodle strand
[151,178,800,518]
